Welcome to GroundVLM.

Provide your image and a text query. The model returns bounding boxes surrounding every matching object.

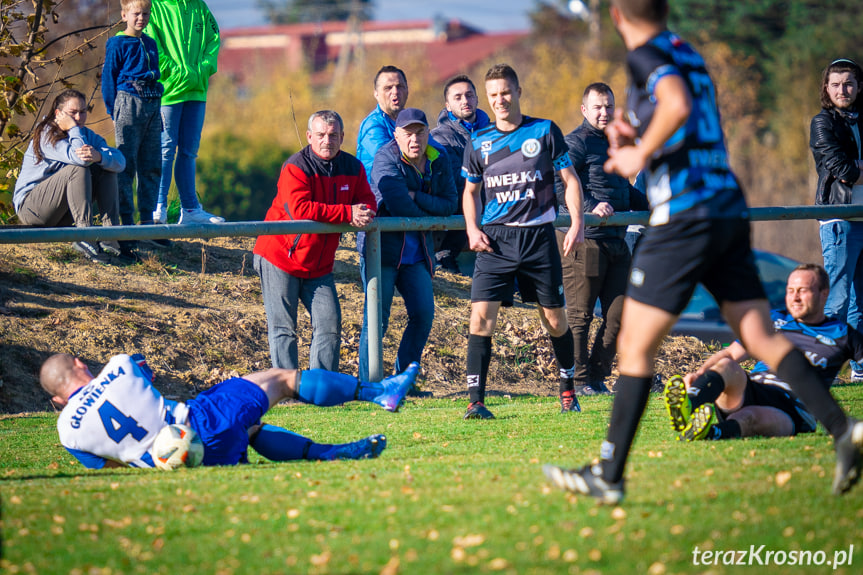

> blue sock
[297,370,359,406]
[297,369,383,406]
[357,379,383,402]
[250,424,316,461]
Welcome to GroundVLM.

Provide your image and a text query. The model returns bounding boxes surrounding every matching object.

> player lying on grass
[666,264,863,441]
[39,352,419,469]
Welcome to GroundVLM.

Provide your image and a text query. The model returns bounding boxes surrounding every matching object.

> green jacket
[144,0,220,105]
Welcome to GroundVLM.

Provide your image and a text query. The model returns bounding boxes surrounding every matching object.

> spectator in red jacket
[254,110,377,371]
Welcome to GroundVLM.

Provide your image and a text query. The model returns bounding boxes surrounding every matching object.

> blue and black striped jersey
[749,310,863,390]
[462,116,571,227]
[626,30,748,225]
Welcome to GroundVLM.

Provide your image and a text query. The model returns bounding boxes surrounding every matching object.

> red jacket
[254,146,376,278]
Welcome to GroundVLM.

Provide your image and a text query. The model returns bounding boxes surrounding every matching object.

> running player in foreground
[40,352,418,469]
[461,63,584,418]
[543,0,863,503]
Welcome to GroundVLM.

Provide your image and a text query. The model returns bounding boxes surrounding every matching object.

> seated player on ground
[39,352,419,469]
[665,264,863,441]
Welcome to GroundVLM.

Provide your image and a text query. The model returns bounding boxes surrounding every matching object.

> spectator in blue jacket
[356,65,409,180]
[430,74,491,275]
[357,108,458,382]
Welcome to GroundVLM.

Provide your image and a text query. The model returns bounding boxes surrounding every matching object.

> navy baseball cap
[395,108,428,129]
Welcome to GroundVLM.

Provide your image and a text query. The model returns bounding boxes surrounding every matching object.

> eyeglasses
[61,107,90,117]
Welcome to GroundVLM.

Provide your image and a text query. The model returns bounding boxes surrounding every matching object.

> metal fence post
[364,225,384,382]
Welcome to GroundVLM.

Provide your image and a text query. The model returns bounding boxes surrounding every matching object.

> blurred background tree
[0,0,117,223]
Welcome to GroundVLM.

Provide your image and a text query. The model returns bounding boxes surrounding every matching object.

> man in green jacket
[145,0,224,226]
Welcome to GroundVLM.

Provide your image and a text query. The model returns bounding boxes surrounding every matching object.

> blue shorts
[187,378,269,466]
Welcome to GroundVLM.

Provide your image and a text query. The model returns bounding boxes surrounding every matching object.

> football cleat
[372,362,419,412]
[833,418,863,495]
[543,463,624,505]
[663,375,692,437]
[322,434,387,461]
[464,401,495,419]
[560,390,582,413]
[682,403,719,441]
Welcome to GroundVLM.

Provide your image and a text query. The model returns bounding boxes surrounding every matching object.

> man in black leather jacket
[810,58,863,379]
[554,83,648,396]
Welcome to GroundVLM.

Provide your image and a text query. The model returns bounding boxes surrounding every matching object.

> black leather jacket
[810,107,862,205]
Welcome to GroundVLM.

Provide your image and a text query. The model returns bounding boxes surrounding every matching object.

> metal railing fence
[4,204,863,381]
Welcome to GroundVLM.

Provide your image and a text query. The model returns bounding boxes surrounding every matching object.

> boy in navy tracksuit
[102,0,163,250]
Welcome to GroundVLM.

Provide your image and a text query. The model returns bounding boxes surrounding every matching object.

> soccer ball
[152,424,205,470]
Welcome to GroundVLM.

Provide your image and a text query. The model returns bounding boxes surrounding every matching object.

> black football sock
[600,374,652,484]
[466,334,492,404]
[775,349,848,438]
[708,419,742,440]
[549,328,576,393]
[687,369,726,410]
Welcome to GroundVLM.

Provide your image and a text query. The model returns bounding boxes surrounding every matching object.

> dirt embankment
[0,235,711,415]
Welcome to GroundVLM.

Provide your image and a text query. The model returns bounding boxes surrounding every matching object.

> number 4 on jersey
[98,400,148,443]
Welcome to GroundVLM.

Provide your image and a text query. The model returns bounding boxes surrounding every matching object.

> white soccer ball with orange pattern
[152,424,204,470]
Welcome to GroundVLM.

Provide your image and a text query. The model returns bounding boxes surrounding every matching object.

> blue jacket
[356,105,396,180]
[555,120,648,239]
[102,33,162,118]
[358,140,458,272]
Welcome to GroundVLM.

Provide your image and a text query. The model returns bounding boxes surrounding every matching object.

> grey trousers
[17,164,120,228]
[114,91,161,225]
[254,254,342,372]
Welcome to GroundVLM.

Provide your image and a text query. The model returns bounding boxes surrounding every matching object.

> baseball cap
[395,108,428,129]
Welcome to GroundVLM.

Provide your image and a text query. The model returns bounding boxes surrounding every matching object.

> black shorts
[471,223,565,308]
[627,218,766,315]
[717,373,818,435]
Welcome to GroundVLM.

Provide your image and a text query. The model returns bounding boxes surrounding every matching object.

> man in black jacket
[555,83,648,398]
[430,75,491,274]
[811,58,863,380]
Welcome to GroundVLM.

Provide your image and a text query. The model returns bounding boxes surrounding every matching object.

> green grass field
[2,389,862,574]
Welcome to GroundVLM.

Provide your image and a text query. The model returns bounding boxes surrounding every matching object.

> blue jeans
[820,220,863,331]
[358,258,434,381]
[254,255,342,371]
[158,101,206,210]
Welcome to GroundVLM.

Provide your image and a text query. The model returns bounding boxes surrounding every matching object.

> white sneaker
[178,208,225,224]
[153,204,167,224]
[852,368,863,382]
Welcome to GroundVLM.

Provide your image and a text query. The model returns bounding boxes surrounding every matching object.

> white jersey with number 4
[56,354,189,468]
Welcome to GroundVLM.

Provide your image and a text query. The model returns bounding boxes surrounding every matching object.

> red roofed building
[218,19,528,85]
